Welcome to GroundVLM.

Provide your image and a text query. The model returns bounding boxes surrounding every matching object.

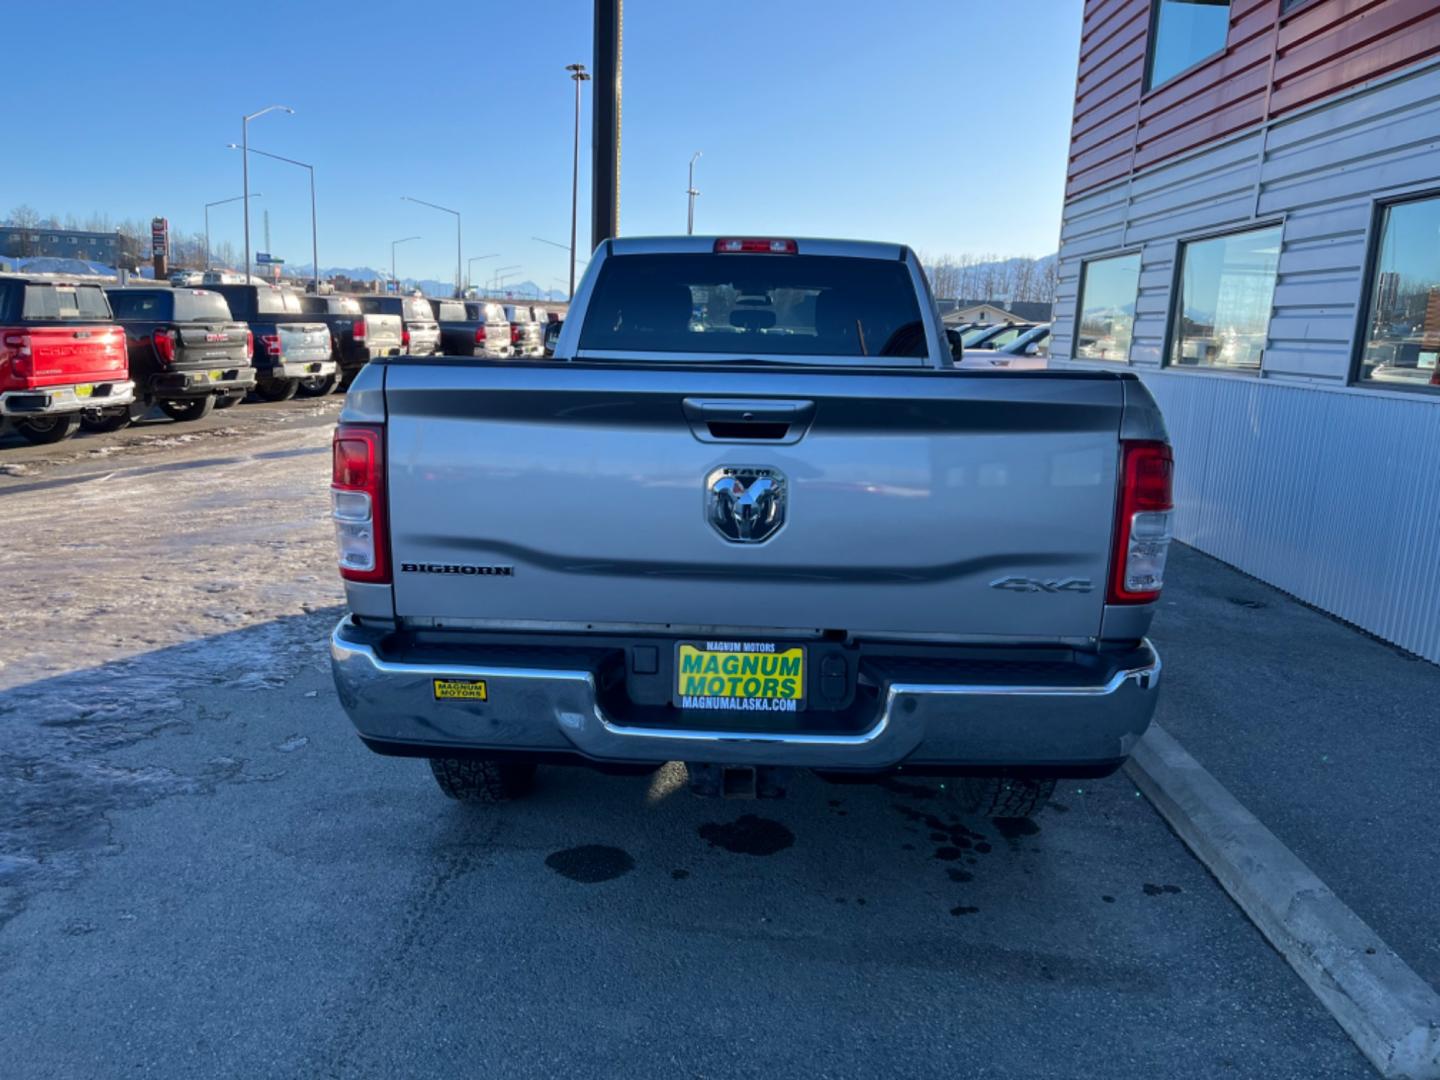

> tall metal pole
[205,193,260,271]
[242,117,249,280]
[687,151,702,235]
[401,196,462,297]
[567,63,590,300]
[228,145,316,288]
[591,0,621,251]
[308,165,318,292]
[239,105,292,283]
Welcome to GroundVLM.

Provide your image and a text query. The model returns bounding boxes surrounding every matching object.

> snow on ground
[0,421,343,927]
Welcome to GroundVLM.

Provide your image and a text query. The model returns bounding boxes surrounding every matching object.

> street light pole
[467,253,499,293]
[566,63,591,300]
[241,104,293,282]
[401,196,462,297]
[391,236,421,295]
[687,151,702,235]
[205,193,261,270]
[490,264,521,297]
[228,144,318,290]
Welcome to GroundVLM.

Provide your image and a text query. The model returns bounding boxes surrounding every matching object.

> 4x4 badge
[989,576,1093,594]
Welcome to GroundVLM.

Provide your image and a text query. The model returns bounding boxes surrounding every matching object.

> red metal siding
[1067,0,1440,199]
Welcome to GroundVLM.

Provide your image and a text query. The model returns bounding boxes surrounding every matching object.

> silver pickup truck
[329,236,1171,817]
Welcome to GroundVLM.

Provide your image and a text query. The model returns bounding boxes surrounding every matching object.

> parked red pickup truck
[0,275,132,444]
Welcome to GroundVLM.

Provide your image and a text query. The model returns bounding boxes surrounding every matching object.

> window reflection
[1075,253,1140,362]
[1359,196,1440,392]
[1169,226,1281,371]
[1147,0,1231,90]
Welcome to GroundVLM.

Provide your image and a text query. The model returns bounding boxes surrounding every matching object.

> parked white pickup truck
[329,236,1171,817]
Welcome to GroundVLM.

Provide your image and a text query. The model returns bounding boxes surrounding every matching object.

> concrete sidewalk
[1149,545,1440,989]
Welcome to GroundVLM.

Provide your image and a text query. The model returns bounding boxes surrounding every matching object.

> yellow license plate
[208,370,222,381]
[433,679,487,701]
[675,643,805,710]
[74,384,94,398]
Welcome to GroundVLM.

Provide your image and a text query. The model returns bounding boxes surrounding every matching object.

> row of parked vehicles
[0,272,558,444]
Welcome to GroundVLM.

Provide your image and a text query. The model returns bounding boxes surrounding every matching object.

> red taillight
[331,423,389,584]
[153,329,176,364]
[1108,440,1175,604]
[401,327,410,348]
[353,317,367,341]
[475,325,488,344]
[509,323,520,345]
[714,238,798,254]
[3,331,33,377]
[261,334,282,357]
[246,329,254,356]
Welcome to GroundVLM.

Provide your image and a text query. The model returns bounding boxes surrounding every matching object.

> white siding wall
[1052,59,1440,662]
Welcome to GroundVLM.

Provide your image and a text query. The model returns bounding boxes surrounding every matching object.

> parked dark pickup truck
[88,286,254,428]
[206,283,334,401]
[430,299,513,359]
[0,274,132,444]
[298,294,403,393]
[356,295,440,357]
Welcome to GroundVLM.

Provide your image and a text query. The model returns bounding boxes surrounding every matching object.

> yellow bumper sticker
[433,679,488,701]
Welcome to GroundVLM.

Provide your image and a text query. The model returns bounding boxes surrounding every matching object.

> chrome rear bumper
[0,381,135,416]
[330,617,1162,771]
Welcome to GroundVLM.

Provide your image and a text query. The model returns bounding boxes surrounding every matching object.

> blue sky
[3,0,1082,286]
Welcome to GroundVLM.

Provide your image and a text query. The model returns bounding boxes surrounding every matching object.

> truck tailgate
[22,325,127,387]
[383,364,1124,640]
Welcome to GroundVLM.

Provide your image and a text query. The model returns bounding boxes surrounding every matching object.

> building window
[1169,225,1281,371]
[1146,0,1231,91]
[1075,252,1141,362]
[1357,194,1440,393]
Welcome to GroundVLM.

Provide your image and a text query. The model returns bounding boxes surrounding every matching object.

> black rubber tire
[428,757,537,803]
[80,409,133,433]
[214,391,244,409]
[296,373,341,398]
[158,396,216,422]
[15,412,83,444]
[952,775,1057,819]
[254,377,298,402]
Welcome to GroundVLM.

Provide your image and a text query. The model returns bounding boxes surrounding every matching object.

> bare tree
[4,205,41,257]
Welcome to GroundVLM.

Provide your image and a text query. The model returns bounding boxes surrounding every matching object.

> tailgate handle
[683,398,815,443]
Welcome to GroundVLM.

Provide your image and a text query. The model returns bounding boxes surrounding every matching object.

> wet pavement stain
[544,845,635,884]
[1142,883,1182,896]
[933,846,963,862]
[992,817,1040,841]
[1048,801,1070,814]
[946,869,974,883]
[1102,895,1116,903]
[670,868,690,881]
[950,905,980,916]
[698,815,795,857]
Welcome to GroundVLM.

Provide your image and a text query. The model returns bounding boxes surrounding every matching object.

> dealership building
[1051,0,1440,662]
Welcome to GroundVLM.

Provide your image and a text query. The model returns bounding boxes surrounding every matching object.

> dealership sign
[151,217,168,256]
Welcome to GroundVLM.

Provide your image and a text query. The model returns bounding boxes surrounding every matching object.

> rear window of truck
[402,297,433,323]
[19,283,112,321]
[357,297,396,316]
[174,290,233,322]
[107,290,172,321]
[256,289,303,315]
[578,253,926,359]
[436,301,467,321]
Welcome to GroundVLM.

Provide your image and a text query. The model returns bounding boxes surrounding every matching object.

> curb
[1127,724,1440,1079]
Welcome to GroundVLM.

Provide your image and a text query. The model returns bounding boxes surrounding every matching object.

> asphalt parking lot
[0,401,1399,1078]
